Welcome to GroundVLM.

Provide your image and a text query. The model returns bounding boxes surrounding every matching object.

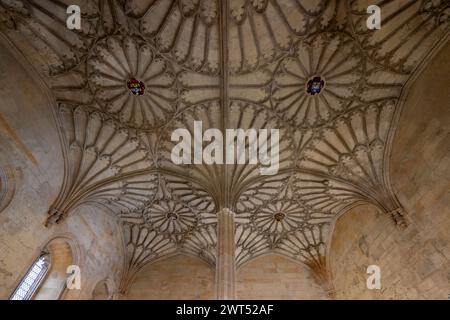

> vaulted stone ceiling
[0,0,449,292]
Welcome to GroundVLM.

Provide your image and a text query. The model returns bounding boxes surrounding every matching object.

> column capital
[389,207,408,229]
[218,207,235,216]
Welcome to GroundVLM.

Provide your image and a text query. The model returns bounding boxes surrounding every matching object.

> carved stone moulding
[0,165,16,214]
[87,36,178,130]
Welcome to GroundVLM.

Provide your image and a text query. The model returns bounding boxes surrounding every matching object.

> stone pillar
[216,208,236,300]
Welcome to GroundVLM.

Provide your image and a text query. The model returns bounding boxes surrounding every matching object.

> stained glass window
[10,252,50,300]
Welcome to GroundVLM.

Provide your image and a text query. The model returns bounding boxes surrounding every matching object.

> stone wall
[236,254,327,300]
[329,40,450,300]
[0,36,124,300]
[124,255,215,300]
[61,206,125,300]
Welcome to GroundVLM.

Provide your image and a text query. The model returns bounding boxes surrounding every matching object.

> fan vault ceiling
[0,0,449,292]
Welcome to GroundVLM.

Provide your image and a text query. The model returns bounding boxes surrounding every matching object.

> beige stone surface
[124,255,215,300]
[0,1,448,300]
[329,40,450,300]
[0,37,124,300]
[236,254,327,300]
